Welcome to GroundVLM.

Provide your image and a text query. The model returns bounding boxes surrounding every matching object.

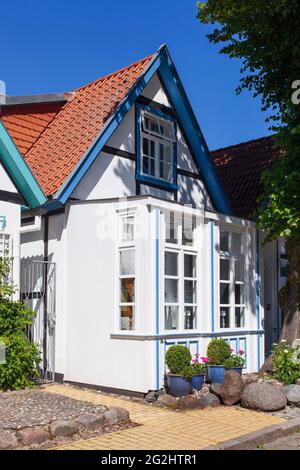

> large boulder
[241,382,287,411]
[17,427,50,446]
[175,396,199,410]
[154,394,176,408]
[284,384,300,407]
[210,371,243,405]
[197,393,220,408]
[75,414,105,431]
[50,420,78,437]
[0,429,17,449]
[222,370,243,405]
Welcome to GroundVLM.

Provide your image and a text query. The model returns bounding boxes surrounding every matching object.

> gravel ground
[252,431,300,450]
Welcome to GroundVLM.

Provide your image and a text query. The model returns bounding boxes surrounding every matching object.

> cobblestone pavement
[46,384,285,450]
[0,389,106,429]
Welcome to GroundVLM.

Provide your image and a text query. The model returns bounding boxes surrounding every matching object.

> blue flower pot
[167,374,191,397]
[191,374,205,391]
[227,367,243,375]
[208,365,225,384]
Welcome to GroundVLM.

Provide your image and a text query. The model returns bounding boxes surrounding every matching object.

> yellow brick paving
[45,384,284,450]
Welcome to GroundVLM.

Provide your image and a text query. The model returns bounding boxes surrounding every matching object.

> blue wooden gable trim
[0,121,47,209]
[55,45,232,214]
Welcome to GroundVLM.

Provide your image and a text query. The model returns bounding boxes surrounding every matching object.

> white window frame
[117,212,136,332]
[140,109,176,184]
[163,211,199,332]
[218,228,246,330]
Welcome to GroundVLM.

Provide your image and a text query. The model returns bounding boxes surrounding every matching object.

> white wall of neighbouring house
[0,162,21,293]
[70,73,214,211]
[20,212,67,376]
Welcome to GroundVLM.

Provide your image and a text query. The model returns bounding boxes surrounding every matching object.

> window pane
[122,217,134,241]
[184,306,197,330]
[232,232,242,255]
[184,254,196,278]
[235,284,244,305]
[220,231,229,252]
[182,214,195,246]
[235,259,244,282]
[165,279,178,303]
[235,307,245,328]
[166,212,178,244]
[220,307,230,328]
[120,250,135,276]
[120,278,135,303]
[165,252,178,276]
[220,283,230,304]
[143,137,149,155]
[165,306,179,330]
[184,280,197,303]
[120,306,135,330]
[220,259,229,280]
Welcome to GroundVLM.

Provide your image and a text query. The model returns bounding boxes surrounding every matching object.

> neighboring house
[0,120,46,294]
[0,45,267,394]
[212,137,286,357]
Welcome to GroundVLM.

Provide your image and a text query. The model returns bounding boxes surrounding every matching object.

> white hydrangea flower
[284,349,289,354]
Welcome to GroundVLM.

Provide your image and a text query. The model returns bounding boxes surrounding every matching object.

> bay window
[219,230,245,329]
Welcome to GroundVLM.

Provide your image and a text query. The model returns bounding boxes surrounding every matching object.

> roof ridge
[211,134,276,156]
[74,54,154,92]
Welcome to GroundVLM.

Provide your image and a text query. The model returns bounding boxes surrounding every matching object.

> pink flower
[238,349,244,355]
[194,353,200,357]
[230,348,234,353]
[201,357,209,363]
[192,359,199,363]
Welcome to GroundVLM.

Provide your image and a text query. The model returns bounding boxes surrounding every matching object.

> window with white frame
[219,230,245,329]
[118,215,136,331]
[119,249,135,330]
[164,212,198,331]
[138,107,176,186]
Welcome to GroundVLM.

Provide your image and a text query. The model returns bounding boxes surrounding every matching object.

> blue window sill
[136,173,177,191]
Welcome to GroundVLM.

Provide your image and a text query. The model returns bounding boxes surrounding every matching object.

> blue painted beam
[0,121,47,209]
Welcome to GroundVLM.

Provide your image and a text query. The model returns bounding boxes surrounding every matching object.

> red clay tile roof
[1,102,63,155]
[212,135,280,219]
[22,55,153,196]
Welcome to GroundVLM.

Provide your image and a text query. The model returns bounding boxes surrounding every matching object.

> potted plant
[165,345,192,397]
[207,338,231,384]
[190,354,207,391]
[224,349,245,374]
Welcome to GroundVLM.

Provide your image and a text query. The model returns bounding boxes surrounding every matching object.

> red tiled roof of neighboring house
[212,135,280,220]
[26,55,153,195]
[0,102,63,155]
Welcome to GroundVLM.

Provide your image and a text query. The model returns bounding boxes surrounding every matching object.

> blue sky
[1,0,272,150]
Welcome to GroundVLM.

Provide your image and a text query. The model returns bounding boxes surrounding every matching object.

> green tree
[197,1,300,352]
[0,255,41,390]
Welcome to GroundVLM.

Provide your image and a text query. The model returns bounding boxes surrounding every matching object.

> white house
[1,45,269,395]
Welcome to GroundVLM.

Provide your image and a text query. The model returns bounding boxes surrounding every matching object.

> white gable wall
[71,73,214,210]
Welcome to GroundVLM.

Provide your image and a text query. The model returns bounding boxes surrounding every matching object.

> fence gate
[20,260,56,382]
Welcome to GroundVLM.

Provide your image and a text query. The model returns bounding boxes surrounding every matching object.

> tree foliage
[0,256,41,390]
[197,0,300,241]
